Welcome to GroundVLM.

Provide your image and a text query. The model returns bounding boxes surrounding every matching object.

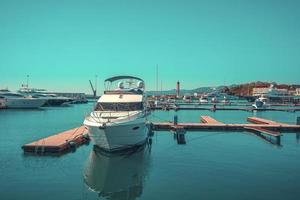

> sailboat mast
[156,64,159,95]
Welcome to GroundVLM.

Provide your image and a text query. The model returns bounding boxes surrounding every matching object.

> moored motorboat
[183,93,192,103]
[221,96,230,104]
[199,96,209,104]
[252,96,268,109]
[0,96,6,108]
[211,96,218,103]
[83,76,150,152]
[18,87,74,106]
[0,89,46,109]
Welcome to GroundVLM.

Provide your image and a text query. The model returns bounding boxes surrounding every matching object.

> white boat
[199,96,209,104]
[84,145,150,199]
[211,96,218,103]
[18,87,73,106]
[0,89,46,109]
[252,96,268,109]
[83,76,149,152]
[183,93,192,103]
[0,96,6,108]
[221,96,230,104]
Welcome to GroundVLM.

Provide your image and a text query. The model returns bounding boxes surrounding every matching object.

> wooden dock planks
[247,117,289,126]
[201,116,224,124]
[152,116,300,132]
[22,126,89,154]
[152,106,300,112]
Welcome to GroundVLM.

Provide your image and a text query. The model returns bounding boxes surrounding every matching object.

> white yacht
[199,96,209,104]
[221,96,230,104]
[252,96,268,109]
[183,93,192,103]
[0,89,46,109]
[18,87,73,106]
[0,96,6,108]
[211,96,218,103]
[83,76,150,152]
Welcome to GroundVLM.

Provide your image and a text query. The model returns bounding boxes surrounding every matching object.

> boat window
[94,102,143,111]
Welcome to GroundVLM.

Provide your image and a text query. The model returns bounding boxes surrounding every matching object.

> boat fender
[68,141,77,150]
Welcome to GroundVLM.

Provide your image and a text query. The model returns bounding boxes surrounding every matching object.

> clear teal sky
[0,0,300,93]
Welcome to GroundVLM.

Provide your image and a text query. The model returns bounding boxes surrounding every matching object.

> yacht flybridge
[83,76,150,152]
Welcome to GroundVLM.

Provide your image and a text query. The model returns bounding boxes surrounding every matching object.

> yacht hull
[4,98,46,108]
[86,119,148,152]
[44,98,73,106]
[0,99,6,108]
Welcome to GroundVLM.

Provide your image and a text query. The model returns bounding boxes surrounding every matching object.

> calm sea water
[1,102,300,200]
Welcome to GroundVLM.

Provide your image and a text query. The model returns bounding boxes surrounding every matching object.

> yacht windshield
[95,102,143,111]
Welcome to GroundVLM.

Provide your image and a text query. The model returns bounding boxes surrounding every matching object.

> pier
[22,116,300,155]
[152,105,300,112]
[152,116,300,132]
[22,126,89,154]
[151,116,300,146]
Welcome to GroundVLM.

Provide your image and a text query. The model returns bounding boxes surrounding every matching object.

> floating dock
[152,116,300,132]
[152,106,300,112]
[22,116,300,155]
[22,126,89,154]
[151,116,300,146]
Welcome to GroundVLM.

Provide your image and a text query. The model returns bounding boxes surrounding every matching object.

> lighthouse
[176,81,180,98]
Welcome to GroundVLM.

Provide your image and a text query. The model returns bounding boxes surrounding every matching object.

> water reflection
[84,144,151,200]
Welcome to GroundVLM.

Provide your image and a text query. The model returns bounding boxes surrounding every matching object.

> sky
[0,0,300,94]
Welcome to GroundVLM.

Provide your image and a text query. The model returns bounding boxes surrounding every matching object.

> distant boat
[0,89,46,109]
[252,96,268,109]
[84,76,150,152]
[221,96,230,104]
[18,87,73,106]
[211,96,218,103]
[199,96,209,104]
[183,93,192,103]
[0,96,6,108]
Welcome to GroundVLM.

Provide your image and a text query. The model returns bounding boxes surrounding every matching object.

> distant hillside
[223,82,300,96]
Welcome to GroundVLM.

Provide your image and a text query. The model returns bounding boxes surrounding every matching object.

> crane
[89,80,96,98]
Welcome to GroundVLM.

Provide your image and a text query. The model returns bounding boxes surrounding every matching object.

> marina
[2,98,300,199]
[2,0,300,199]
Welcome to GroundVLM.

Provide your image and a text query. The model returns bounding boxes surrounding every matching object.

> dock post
[276,136,281,146]
[174,115,178,125]
[147,123,154,137]
[176,128,186,144]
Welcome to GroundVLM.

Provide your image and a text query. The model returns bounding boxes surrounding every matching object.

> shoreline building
[252,84,289,97]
